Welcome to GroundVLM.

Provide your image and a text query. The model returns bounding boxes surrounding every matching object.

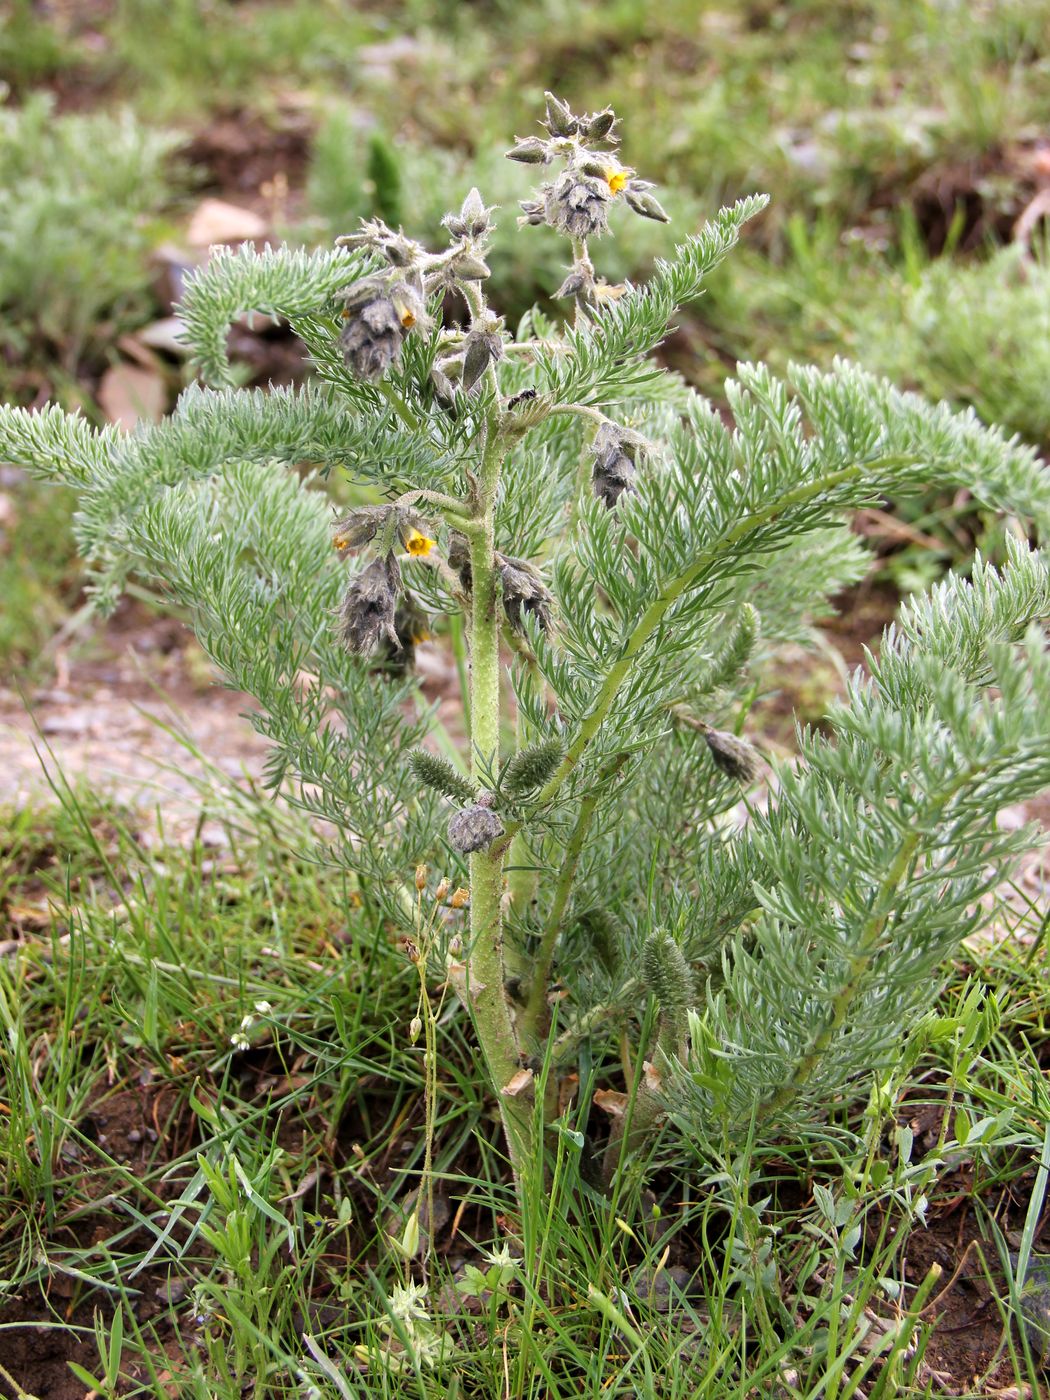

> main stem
[465,425,536,1189]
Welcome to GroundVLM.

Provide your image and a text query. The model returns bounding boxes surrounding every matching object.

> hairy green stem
[464,423,535,1182]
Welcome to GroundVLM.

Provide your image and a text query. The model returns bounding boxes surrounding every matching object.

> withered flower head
[705,728,761,784]
[338,554,401,654]
[497,553,553,634]
[447,803,505,855]
[591,422,642,509]
[447,532,473,594]
[543,169,612,240]
[338,275,428,382]
[374,597,431,677]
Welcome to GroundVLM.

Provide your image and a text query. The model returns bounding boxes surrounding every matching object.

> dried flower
[591,422,641,508]
[543,169,612,240]
[415,863,428,890]
[338,554,401,654]
[447,532,473,594]
[374,598,431,676]
[705,727,761,783]
[498,553,553,633]
[332,505,390,552]
[449,887,470,910]
[448,803,505,854]
[338,276,427,381]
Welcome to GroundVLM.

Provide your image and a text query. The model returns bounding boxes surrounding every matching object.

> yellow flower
[606,168,629,195]
[333,534,351,551]
[405,529,436,557]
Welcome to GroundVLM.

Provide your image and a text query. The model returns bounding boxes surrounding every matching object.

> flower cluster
[333,505,436,658]
[508,91,669,313]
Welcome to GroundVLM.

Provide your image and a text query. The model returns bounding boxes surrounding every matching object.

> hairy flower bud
[462,327,504,391]
[517,199,547,227]
[503,738,564,797]
[338,554,401,654]
[543,169,611,239]
[642,931,694,1047]
[332,505,390,553]
[625,186,670,223]
[705,728,761,783]
[497,553,553,633]
[452,254,492,282]
[543,91,577,137]
[506,136,549,164]
[573,907,622,975]
[409,750,478,806]
[591,422,639,509]
[448,804,505,854]
[582,108,617,142]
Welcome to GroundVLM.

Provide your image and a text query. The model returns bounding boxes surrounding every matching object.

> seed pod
[543,92,577,137]
[506,136,549,164]
[705,728,761,783]
[338,554,401,654]
[448,804,505,854]
[625,187,670,223]
[409,750,478,806]
[503,738,564,797]
[543,170,612,239]
[497,553,553,634]
[591,422,638,509]
[642,930,694,1048]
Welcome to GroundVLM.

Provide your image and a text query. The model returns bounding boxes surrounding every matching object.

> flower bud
[704,728,761,783]
[462,328,504,391]
[625,187,670,223]
[448,804,505,854]
[409,750,478,805]
[506,136,550,164]
[582,108,617,141]
[543,91,577,137]
[517,199,547,227]
[452,254,492,282]
[414,864,427,891]
[503,738,564,797]
[409,1016,423,1042]
[435,877,451,902]
[497,553,553,634]
[642,930,694,1046]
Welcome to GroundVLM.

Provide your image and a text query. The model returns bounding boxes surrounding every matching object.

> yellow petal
[606,169,628,195]
[405,529,436,556]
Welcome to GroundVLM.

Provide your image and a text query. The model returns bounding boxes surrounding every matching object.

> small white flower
[230,1031,251,1051]
[254,1000,273,1014]
[388,1281,430,1323]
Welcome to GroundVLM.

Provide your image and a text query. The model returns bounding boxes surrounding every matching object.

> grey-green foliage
[672,541,1050,1139]
[2,177,1049,1151]
[0,94,178,363]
